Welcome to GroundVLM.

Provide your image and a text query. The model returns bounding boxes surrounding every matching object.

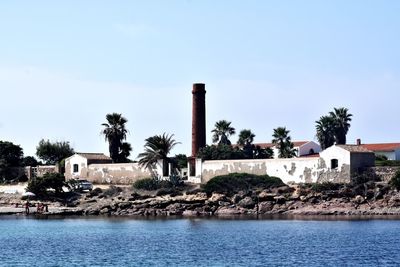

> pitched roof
[360,143,400,152]
[76,153,112,161]
[254,141,310,149]
[336,145,373,153]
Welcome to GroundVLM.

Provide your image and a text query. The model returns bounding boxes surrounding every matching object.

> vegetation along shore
[2,172,400,217]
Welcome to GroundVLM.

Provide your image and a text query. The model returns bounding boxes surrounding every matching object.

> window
[331,159,338,169]
[73,164,79,173]
[309,149,315,155]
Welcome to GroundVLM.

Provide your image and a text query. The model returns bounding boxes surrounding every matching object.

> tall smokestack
[192,83,206,157]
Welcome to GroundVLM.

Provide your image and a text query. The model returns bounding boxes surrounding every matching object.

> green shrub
[133,178,159,191]
[133,176,183,191]
[103,185,123,197]
[26,173,65,198]
[202,173,285,195]
[310,182,342,192]
[390,170,400,190]
[376,160,400,167]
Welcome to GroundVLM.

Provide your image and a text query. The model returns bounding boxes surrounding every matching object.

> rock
[238,197,255,209]
[100,207,109,214]
[166,203,182,211]
[258,201,274,213]
[273,186,294,194]
[214,206,242,215]
[258,191,277,202]
[274,196,286,205]
[300,196,307,202]
[118,202,132,209]
[388,194,400,207]
[183,210,199,216]
[208,193,228,203]
[182,192,208,203]
[218,201,231,207]
[354,195,365,205]
[231,194,243,204]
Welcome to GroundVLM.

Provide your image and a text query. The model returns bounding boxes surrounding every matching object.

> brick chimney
[356,139,361,146]
[192,83,206,157]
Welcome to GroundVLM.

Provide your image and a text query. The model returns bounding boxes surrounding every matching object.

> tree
[272,127,297,158]
[101,113,131,163]
[36,139,74,165]
[253,145,274,159]
[118,142,132,163]
[0,141,24,180]
[26,173,65,198]
[173,154,188,170]
[315,115,336,150]
[197,145,245,160]
[138,133,180,169]
[329,107,352,145]
[237,129,256,159]
[211,120,236,145]
[315,107,353,148]
[22,156,41,167]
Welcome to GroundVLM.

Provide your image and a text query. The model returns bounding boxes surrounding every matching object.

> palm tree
[237,129,255,147]
[118,142,132,163]
[101,113,128,163]
[253,145,274,159]
[315,115,336,150]
[212,120,236,145]
[237,129,256,159]
[329,107,352,145]
[272,127,297,158]
[137,133,180,170]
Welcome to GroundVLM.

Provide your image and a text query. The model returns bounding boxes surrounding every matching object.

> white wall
[199,158,321,184]
[319,146,351,170]
[65,155,88,180]
[396,149,400,161]
[88,163,151,184]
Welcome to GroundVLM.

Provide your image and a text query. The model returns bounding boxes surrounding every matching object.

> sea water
[0,216,399,266]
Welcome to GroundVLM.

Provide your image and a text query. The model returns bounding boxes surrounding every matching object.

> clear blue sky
[0,1,399,159]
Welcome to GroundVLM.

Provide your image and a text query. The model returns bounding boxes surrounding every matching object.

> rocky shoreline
[2,182,400,218]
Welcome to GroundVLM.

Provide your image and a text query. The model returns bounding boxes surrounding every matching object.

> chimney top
[192,83,205,93]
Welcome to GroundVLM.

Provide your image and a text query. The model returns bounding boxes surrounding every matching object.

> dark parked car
[70,179,93,192]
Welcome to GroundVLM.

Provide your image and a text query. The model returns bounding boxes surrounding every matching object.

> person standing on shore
[25,201,30,215]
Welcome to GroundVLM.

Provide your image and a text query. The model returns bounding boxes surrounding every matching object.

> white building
[255,141,321,158]
[65,153,113,180]
[360,143,400,161]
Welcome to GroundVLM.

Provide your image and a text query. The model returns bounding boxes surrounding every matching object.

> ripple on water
[0,217,400,266]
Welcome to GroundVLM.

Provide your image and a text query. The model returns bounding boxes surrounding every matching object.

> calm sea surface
[0,216,400,267]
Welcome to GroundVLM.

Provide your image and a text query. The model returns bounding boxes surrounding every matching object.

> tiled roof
[336,145,373,153]
[76,153,112,161]
[254,141,310,149]
[360,143,400,152]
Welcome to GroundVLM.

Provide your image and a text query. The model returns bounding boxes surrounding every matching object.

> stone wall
[364,166,400,182]
[87,163,152,184]
[25,166,58,180]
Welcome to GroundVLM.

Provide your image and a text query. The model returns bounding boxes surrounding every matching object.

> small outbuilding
[318,145,375,183]
[65,153,113,180]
